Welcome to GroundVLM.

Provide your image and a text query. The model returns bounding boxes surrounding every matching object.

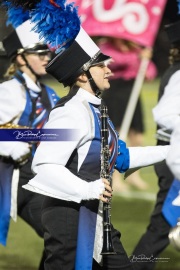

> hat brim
[90,52,111,67]
[19,43,50,54]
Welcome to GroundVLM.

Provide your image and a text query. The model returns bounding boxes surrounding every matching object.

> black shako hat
[5,1,111,86]
[46,27,111,87]
[165,20,180,44]
[3,20,49,58]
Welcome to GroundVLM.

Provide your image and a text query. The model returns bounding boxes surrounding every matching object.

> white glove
[10,142,31,161]
[85,179,105,200]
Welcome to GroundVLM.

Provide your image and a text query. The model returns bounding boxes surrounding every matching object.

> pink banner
[74,0,167,47]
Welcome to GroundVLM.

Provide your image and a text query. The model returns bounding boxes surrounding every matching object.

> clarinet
[100,101,116,255]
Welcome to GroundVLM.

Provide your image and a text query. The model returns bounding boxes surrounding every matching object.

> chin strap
[85,69,101,98]
[21,54,40,80]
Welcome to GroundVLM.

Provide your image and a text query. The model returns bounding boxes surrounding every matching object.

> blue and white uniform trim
[0,74,59,246]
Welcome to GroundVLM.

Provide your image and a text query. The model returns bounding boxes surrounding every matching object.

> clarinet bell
[168,219,180,251]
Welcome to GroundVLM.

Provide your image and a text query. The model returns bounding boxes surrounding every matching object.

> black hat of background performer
[3,30,22,58]
[2,20,49,59]
[46,27,110,87]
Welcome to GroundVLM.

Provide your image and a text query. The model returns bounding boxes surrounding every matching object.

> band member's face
[89,63,112,91]
[25,52,51,76]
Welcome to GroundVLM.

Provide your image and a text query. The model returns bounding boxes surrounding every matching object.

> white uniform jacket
[23,87,170,202]
[153,70,180,131]
[0,72,59,158]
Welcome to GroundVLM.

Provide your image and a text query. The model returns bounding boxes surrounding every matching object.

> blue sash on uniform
[0,160,14,246]
[162,179,180,227]
[75,104,119,269]
[75,204,98,270]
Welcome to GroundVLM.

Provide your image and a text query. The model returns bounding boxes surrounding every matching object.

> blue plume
[2,1,29,28]
[30,0,81,53]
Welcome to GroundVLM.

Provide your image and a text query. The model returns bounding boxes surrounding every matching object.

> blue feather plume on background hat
[3,0,81,53]
[2,1,29,28]
[31,0,81,52]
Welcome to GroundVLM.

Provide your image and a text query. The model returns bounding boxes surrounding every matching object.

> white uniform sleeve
[0,80,25,124]
[128,145,170,168]
[23,104,105,202]
[124,145,170,178]
[152,70,180,130]
[166,121,180,180]
[25,164,105,203]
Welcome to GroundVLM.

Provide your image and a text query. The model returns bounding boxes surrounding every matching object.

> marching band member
[132,16,180,270]
[0,4,59,269]
[24,26,170,270]
[6,1,171,269]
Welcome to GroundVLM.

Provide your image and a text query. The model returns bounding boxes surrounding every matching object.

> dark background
[0,0,179,81]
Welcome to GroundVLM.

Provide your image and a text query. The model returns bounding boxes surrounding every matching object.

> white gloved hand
[10,142,31,161]
[85,179,105,200]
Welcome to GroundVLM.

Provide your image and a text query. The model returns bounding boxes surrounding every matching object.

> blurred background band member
[0,12,59,270]
[131,16,180,270]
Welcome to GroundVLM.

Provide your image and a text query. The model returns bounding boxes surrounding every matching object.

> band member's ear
[77,73,88,83]
[16,54,26,66]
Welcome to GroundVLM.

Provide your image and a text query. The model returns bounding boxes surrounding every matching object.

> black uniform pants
[131,160,173,270]
[18,159,45,270]
[41,196,133,270]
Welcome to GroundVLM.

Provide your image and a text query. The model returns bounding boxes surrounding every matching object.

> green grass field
[0,79,179,270]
